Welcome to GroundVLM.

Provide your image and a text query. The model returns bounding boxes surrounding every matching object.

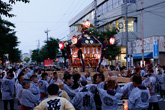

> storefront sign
[153,40,158,59]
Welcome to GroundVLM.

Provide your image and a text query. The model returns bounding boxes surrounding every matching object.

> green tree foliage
[31,49,41,63]
[45,37,59,59]
[0,0,30,17]
[31,38,59,63]
[88,28,121,61]
[0,18,21,62]
[24,57,30,63]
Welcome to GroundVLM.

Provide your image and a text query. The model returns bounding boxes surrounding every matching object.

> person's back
[34,84,75,110]
[1,77,14,100]
[1,72,15,110]
[128,86,150,109]
[71,80,96,110]
[97,80,122,110]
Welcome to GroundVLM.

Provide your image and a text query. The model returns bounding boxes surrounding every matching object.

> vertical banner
[153,40,158,59]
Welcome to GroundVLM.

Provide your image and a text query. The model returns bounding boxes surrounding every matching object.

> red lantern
[72,36,78,44]
[84,20,91,29]
[109,37,115,45]
[59,42,64,49]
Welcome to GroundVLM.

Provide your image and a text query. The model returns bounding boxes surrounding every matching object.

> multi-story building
[69,0,165,66]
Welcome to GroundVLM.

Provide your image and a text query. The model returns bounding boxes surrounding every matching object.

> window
[103,2,108,14]
[119,0,123,4]
[123,0,136,3]
[108,0,112,11]
[128,18,134,31]
[97,5,103,16]
[91,11,95,19]
[107,24,110,31]
[113,0,119,8]
[123,17,134,32]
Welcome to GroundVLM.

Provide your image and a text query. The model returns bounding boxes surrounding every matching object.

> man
[15,74,24,109]
[72,80,96,110]
[95,73,105,110]
[34,84,75,110]
[97,79,122,110]
[115,63,120,71]
[1,71,15,110]
[143,70,160,110]
[20,79,37,110]
[141,66,148,77]
[49,72,61,85]
[56,81,70,100]
[96,73,105,84]
[128,75,150,109]
[38,73,49,99]
[63,74,78,100]
[30,74,40,103]
[156,69,164,101]
[16,65,23,78]
[80,72,92,82]
[24,66,34,79]
[117,68,126,77]
[132,68,141,77]
[121,75,137,97]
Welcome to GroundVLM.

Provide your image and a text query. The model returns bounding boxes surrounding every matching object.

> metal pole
[45,29,50,42]
[94,0,97,27]
[125,3,129,69]
[141,0,145,66]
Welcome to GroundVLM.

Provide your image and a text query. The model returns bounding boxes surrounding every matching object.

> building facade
[69,0,165,66]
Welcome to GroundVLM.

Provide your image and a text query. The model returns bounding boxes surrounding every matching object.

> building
[68,0,165,66]
[21,50,32,64]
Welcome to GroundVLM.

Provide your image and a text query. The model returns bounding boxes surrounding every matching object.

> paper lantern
[84,20,91,29]
[109,37,115,45]
[59,42,64,49]
[72,36,78,44]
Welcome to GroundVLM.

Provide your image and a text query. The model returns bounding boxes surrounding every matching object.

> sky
[3,0,92,54]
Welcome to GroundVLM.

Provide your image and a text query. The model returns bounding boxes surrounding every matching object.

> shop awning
[125,52,153,59]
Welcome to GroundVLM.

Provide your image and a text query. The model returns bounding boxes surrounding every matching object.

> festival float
[59,20,116,72]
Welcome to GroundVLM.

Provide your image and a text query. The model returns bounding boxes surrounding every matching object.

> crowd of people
[0,64,165,110]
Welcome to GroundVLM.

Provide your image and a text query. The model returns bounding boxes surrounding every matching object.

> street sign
[153,40,158,59]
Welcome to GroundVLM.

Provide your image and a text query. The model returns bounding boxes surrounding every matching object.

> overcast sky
[4,0,92,54]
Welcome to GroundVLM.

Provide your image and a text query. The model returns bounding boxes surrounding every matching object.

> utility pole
[45,29,50,58]
[37,40,40,54]
[141,0,144,66]
[94,0,97,27]
[45,29,50,42]
[125,2,129,69]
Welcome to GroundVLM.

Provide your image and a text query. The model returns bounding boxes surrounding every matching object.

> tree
[45,37,59,60]
[24,57,30,63]
[88,28,121,61]
[0,18,21,63]
[0,0,30,64]
[0,0,30,17]
[31,49,41,63]
[31,37,59,64]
